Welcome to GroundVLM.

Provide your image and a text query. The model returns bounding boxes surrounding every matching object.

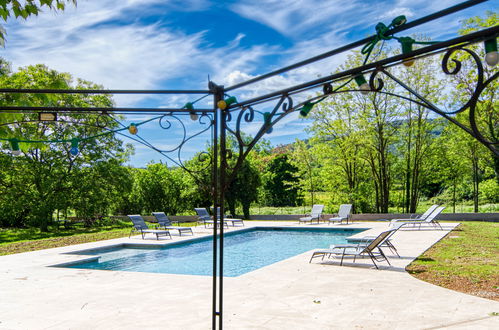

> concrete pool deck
[0,221,497,329]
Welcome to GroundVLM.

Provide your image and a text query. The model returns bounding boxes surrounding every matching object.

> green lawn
[407,221,499,301]
[0,222,131,255]
[0,220,196,255]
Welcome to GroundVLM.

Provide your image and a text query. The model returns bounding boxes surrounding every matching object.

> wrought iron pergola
[0,1,497,329]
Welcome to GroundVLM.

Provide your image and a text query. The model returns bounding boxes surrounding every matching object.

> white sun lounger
[310,229,395,269]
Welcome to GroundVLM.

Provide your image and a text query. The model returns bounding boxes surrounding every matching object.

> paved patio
[0,221,497,329]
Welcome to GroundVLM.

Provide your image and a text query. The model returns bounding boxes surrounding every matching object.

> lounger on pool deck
[152,212,194,236]
[309,229,394,269]
[299,204,324,224]
[128,215,171,240]
[347,226,401,257]
[214,207,244,227]
[194,208,229,228]
[390,206,445,230]
[389,204,439,223]
[328,204,352,225]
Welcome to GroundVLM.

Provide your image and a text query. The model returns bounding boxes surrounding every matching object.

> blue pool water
[65,227,364,277]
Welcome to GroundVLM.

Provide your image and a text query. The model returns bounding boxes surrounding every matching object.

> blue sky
[2,0,496,167]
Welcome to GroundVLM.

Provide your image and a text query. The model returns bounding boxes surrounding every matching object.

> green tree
[0,63,128,230]
[310,51,399,213]
[441,115,491,212]
[310,79,370,212]
[184,147,220,210]
[261,153,301,207]
[226,158,261,219]
[434,12,499,211]
[114,167,144,215]
[184,134,267,218]
[133,163,193,215]
[70,159,133,224]
[359,83,399,213]
[395,45,443,213]
[288,139,321,205]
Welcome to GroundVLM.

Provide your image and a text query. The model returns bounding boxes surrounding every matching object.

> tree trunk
[227,198,236,219]
[472,156,479,213]
[308,165,314,205]
[493,151,499,184]
[379,148,390,213]
[409,157,421,213]
[242,202,251,220]
[404,151,411,213]
[404,114,412,213]
[452,178,456,213]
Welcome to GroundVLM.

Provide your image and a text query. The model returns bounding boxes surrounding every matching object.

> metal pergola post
[211,88,219,330]
[209,82,227,329]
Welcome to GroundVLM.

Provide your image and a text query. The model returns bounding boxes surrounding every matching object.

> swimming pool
[63,227,364,277]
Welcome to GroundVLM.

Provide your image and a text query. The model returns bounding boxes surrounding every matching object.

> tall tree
[442,114,490,212]
[70,159,133,225]
[133,163,194,215]
[310,79,370,212]
[318,52,399,213]
[260,153,301,207]
[453,12,498,181]
[226,158,261,219]
[358,87,399,213]
[0,63,128,230]
[395,43,443,213]
[288,140,321,205]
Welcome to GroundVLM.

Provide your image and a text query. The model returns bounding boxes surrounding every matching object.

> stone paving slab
[0,221,498,329]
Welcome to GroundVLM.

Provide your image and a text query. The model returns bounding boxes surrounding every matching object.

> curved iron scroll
[223,93,297,184]
[0,112,215,175]
[367,45,498,156]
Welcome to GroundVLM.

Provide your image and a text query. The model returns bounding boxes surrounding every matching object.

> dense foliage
[0,64,130,231]
[260,153,301,207]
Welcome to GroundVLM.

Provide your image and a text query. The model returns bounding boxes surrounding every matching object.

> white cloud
[225,70,300,99]
[379,7,416,21]
[13,24,204,88]
[3,0,277,107]
[230,0,360,38]
[5,1,205,101]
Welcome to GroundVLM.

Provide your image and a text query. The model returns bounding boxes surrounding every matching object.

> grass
[0,220,196,256]
[250,206,310,215]
[406,221,499,301]
[0,221,129,244]
[0,221,131,255]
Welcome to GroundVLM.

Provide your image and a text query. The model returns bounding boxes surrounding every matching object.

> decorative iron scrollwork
[223,92,296,183]
[0,111,215,174]
[356,46,499,156]
[149,112,214,172]
[368,69,385,92]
